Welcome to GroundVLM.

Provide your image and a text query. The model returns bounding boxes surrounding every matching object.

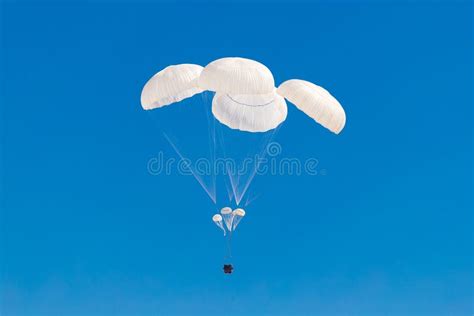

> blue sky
[0,1,472,315]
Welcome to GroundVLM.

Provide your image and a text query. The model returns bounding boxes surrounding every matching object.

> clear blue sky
[1,1,472,315]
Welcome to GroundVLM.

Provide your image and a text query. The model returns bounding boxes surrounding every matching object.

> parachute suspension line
[216,121,239,203]
[201,92,217,202]
[215,119,281,205]
[234,129,270,202]
[225,181,234,202]
[163,132,217,203]
[225,231,233,260]
[244,192,261,207]
[146,105,218,203]
[236,125,281,205]
[219,126,237,202]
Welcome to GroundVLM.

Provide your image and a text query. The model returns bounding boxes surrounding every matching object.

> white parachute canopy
[212,214,226,235]
[199,57,275,94]
[200,57,287,132]
[277,79,346,134]
[220,207,234,231]
[231,208,245,231]
[212,92,287,132]
[213,207,246,234]
[140,58,346,134]
[141,64,203,110]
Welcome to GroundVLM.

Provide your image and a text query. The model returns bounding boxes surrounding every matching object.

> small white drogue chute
[141,64,203,110]
[231,208,245,231]
[213,207,246,235]
[277,79,346,134]
[220,207,234,231]
[212,214,226,235]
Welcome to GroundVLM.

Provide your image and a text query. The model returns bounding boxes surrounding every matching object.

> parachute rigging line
[236,125,280,204]
[163,132,217,203]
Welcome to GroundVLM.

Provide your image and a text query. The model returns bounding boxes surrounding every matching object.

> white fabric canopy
[141,59,346,134]
[141,64,203,110]
[199,57,275,94]
[277,79,346,134]
[212,91,287,132]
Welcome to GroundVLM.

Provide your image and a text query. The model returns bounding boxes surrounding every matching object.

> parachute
[141,57,346,133]
[231,208,246,231]
[141,64,203,110]
[141,57,346,272]
[199,57,274,94]
[219,206,234,232]
[212,207,246,236]
[212,214,226,235]
[277,79,346,134]
[212,92,287,132]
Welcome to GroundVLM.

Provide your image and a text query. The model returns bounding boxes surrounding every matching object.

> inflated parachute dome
[141,57,346,133]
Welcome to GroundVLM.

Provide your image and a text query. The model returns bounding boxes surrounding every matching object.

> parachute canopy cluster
[141,57,346,134]
[212,207,246,235]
